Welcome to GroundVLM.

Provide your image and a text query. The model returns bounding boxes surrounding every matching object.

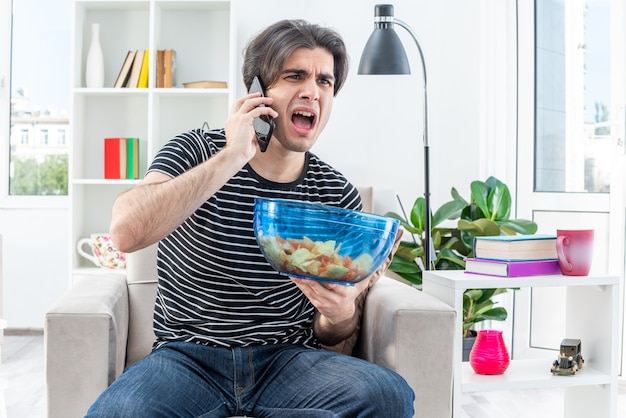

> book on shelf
[113,50,136,88]
[164,49,176,87]
[464,257,561,277]
[104,137,140,179]
[137,49,149,88]
[127,50,144,88]
[156,49,165,88]
[473,234,557,261]
[104,138,127,179]
[126,137,140,179]
[155,49,177,88]
[182,80,228,89]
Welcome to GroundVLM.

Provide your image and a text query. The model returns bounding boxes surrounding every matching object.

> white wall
[0,208,69,328]
[0,0,513,328]
[233,0,485,215]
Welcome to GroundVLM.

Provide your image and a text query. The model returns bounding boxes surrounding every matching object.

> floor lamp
[358,4,434,270]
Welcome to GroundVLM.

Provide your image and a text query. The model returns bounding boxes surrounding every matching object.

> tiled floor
[0,333,45,418]
[1,331,625,417]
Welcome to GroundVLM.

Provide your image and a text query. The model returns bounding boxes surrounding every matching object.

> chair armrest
[357,275,456,418]
[45,273,129,418]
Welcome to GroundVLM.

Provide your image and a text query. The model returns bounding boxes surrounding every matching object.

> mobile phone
[248,76,275,152]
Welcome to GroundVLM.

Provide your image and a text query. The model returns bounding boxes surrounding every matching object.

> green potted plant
[385,176,538,358]
[462,288,508,360]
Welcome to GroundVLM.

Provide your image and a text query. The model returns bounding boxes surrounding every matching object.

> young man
[87,19,414,417]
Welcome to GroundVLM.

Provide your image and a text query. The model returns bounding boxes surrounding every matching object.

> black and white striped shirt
[148,129,362,349]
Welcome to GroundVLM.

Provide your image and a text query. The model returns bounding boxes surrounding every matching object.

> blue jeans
[86,342,414,417]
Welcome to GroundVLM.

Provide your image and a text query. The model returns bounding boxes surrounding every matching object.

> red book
[464,258,561,277]
[104,138,127,179]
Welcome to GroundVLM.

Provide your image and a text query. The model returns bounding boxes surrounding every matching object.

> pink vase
[469,329,510,375]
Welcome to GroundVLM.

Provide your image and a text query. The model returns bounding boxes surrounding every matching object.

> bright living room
[1,0,626,417]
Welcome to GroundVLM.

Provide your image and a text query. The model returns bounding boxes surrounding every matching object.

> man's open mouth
[292,110,316,131]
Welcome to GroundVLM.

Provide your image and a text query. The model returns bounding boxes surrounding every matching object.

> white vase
[85,23,104,88]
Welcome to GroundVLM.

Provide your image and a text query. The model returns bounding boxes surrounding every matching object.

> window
[40,129,48,145]
[20,129,28,145]
[534,0,611,192]
[7,0,71,197]
[57,129,66,146]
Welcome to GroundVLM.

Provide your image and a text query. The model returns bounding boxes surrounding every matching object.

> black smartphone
[248,76,275,152]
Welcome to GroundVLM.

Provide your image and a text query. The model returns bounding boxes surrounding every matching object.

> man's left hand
[290,275,371,326]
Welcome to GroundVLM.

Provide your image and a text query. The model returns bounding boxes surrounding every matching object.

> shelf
[155,1,230,12]
[72,267,126,285]
[154,87,230,96]
[72,267,126,276]
[72,179,141,186]
[70,0,233,277]
[424,270,619,289]
[73,88,229,95]
[76,1,150,13]
[73,88,150,96]
[422,270,620,417]
[461,358,611,393]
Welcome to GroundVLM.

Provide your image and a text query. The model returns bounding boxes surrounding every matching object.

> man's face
[266,47,335,153]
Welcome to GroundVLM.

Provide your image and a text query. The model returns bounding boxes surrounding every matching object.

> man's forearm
[109,146,248,253]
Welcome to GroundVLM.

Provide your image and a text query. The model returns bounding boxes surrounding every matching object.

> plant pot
[462,330,477,362]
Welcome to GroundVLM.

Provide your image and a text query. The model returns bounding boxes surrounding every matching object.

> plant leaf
[487,180,511,220]
[464,288,483,301]
[389,257,420,274]
[394,270,422,286]
[432,199,466,227]
[474,307,508,322]
[410,197,426,231]
[475,288,498,304]
[384,212,422,235]
[450,186,468,204]
[457,218,500,236]
[460,203,486,221]
[470,181,490,216]
[437,248,465,268]
[498,219,538,235]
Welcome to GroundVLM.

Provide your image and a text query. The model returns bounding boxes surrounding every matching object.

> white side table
[422,270,619,418]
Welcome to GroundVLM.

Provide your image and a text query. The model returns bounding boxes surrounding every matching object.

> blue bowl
[253,198,400,285]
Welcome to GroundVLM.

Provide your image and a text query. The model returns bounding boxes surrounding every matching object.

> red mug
[556,229,594,276]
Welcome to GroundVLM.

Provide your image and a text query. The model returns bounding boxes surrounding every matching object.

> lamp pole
[392,18,431,271]
[359,5,433,270]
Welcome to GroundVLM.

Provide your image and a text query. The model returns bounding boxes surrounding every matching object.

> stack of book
[114,49,149,88]
[104,137,140,179]
[464,234,560,277]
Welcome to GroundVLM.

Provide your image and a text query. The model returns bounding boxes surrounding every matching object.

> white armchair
[45,189,456,417]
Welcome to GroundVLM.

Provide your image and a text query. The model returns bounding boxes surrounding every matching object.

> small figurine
[551,338,584,375]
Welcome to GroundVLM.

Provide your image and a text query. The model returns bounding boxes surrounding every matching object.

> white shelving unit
[422,270,620,418]
[69,0,234,279]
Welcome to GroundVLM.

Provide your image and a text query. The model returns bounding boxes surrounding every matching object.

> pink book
[464,258,561,277]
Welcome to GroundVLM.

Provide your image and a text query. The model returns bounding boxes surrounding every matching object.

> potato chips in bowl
[253,198,400,285]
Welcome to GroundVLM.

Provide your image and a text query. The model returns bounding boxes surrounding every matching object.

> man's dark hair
[242,19,349,96]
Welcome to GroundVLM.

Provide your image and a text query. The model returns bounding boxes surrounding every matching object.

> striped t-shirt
[148,128,362,349]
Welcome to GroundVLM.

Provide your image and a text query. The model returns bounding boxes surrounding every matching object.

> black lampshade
[358,4,411,75]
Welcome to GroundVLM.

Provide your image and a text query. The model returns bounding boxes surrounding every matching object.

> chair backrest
[123,187,374,366]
